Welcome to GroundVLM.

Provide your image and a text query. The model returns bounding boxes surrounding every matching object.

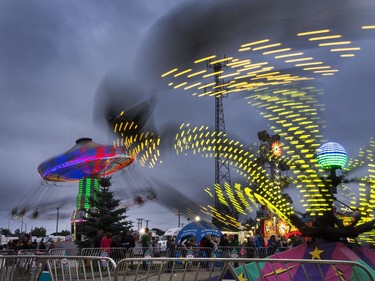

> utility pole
[20,216,23,233]
[56,207,60,234]
[176,211,182,227]
[136,218,144,231]
[145,219,150,228]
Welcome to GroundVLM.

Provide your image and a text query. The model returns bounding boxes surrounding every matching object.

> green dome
[317,142,347,170]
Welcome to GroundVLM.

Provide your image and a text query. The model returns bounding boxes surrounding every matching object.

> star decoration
[309,246,325,260]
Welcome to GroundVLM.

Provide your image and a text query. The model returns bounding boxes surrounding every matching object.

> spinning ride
[38,138,135,237]
[38,137,134,182]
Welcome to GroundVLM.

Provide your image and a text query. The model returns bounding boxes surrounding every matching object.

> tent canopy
[175,220,222,245]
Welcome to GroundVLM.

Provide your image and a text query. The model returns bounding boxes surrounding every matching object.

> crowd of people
[2,227,305,260]
[175,232,303,250]
[92,229,137,251]
[2,236,56,253]
[138,229,302,256]
[167,232,305,259]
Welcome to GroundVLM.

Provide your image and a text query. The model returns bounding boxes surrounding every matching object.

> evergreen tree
[0,228,13,237]
[51,229,70,236]
[31,226,47,237]
[76,176,132,248]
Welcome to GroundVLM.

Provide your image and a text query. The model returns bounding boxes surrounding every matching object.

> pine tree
[75,176,133,248]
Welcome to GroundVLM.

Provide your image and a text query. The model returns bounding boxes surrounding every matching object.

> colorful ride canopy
[175,220,222,245]
[38,138,134,182]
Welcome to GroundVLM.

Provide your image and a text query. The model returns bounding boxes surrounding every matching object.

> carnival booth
[174,220,222,245]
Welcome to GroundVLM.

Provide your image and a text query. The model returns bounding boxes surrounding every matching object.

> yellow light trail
[161,68,178,77]
[194,55,216,64]
[330,47,361,52]
[309,35,342,41]
[173,82,187,89]
[256,71,280,78]
[340,54,355,57]
[241,39,270,48]
[253,43,282,51]
[313,69,338,73]
[295,62,323,67]
[275,52,304,59]
[263,48,292,55]
[243,62,269,70]
[174,69,192,77]
[187,69,207,78]
[210,57,233,64]
[285,57,313,63]
[227,59,251,67]
[219,72,239,79]
[202,71,223,78]
[198,82,215,89]
[184,82,202,90]
[297,29,330,36]
[318,41,352,47]
[239,47,251,52]
[303,66,331,71]
[228,61,252,69]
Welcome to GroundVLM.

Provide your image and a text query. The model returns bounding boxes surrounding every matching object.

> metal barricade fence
[168,247,208,258]
[0,254,46,281]
[128,247,145,258]
[116,246,262,276]
[81,246,289,261]
[0,255,116,281]
[1,254,373,280]
[241,246,290,258]
[122,247,214,271]
[81,247,129,262]
[216,246,269,258]
[128,246,165,258]
[0,250,15,255]
[256,246,268,258]
[18,249,49,255]
[215,246,290,259]
[215,246,244,259]
[47,255,116,281]
[49,247,81,256]
[114,257,375,281]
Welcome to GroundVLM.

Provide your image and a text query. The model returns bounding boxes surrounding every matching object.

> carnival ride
[10,0,375,246]
[37,137,134,182]
[149,0,375,243]
[93,73,208,215]
[10,86,164,221]
[35,138,135,225]
[11,138,137,224]
[167,75,375,243]
[93,78,163,205]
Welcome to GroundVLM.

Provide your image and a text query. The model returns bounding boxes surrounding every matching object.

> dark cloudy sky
[1,0,375,234]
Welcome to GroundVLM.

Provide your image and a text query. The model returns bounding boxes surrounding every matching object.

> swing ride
[8,0,375,249]
[37,137,134,182]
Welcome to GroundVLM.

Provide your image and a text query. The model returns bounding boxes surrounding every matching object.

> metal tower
[207,56,236,227]
[212,61,232,190]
